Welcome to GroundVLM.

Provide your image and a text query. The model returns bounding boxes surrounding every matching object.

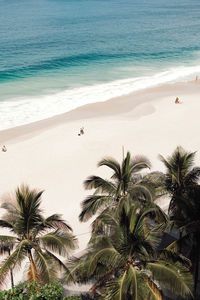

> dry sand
[0,80,200,255]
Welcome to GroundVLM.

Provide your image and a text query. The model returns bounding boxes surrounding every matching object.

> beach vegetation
[0,281,82,300]
[1,147,200,299]
[0,184,77,287]
[160,146,200,298]
[79,151,152,222]
[74,148,200,299]
[159,146,200,221]
[67,200,193,299]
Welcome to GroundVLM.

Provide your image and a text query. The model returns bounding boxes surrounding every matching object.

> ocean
[1,0,200,130]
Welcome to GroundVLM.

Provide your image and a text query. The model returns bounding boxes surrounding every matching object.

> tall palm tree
[79,152,151,222]
[167,186,200,299]
[67,202,193,299]
[0,184,77,286]
[160,146,200,298]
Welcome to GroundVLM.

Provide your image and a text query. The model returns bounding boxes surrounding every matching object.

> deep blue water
[1,0,200,129]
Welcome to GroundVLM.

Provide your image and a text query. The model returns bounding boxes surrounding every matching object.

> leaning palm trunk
[27,249,40,283]
[8,248,14,288]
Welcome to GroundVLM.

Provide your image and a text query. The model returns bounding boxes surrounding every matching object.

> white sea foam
[1,64,200,131]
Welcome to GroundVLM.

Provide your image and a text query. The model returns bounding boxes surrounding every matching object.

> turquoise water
[1,0,200,129]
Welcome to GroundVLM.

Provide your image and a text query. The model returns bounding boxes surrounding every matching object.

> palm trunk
[27,250,39,283]
[8,248,14,289]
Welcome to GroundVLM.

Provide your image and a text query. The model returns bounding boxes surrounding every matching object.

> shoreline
[1,63,200,132]
[0,79,199,144]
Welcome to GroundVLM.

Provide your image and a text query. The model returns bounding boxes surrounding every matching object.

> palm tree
[0,184,77,287]
[67,202,193,299]
[167,186,200,299]
[160,146,200,298]
[159,146,200,221]
[79,152,151,222]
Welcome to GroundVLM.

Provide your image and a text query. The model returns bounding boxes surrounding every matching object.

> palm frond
[15,184,44,235]
[0,240,27,287]
[88,247,122,275]
[0,235,16,253]
[159,249,191,268]
[104,270,127,300]
[39,230,77,256]
[91,208,119,234]
[130,155,151,173]
[45,249,71,272]
[103,268,138,300]
[33,250,57,283]
[0,220,14,230]
[44,214,72,231]
[184,167,200,186]
[1,202,18,215]
[127,265,138,300]
[129,183,153,203]
[79,195,113,222]
[159,154,172,171]
[64,256,87,283]
[84,176,116,193]
[146,261,193,298]
[98,158,121,180]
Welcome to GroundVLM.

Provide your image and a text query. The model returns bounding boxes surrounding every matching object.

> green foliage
[79,152,151,222]
[0,184,77,286]
[0,282,81,300]
[67,203,193,299]
[67,296,81,300]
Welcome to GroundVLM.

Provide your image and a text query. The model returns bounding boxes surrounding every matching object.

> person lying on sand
[78,127,85,136]
[2,145,7,152]
[80,127,84,135]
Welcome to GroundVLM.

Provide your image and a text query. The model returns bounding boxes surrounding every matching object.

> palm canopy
[166,184,200,298]
[79,152,151,222]
[159,146,200,220]
[0,184,77,286]
[160,146,200,297]
[67,203,193,299]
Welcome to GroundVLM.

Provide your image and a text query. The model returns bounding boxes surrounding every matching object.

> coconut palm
[0,184,77,287]
[167,186,200,299]
[79,152,151,222]
[67,202,193,299]
[159,146,200,222]
[160,146,200,298]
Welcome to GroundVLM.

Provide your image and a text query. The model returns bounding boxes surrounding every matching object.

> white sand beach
[0,80,200,254]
